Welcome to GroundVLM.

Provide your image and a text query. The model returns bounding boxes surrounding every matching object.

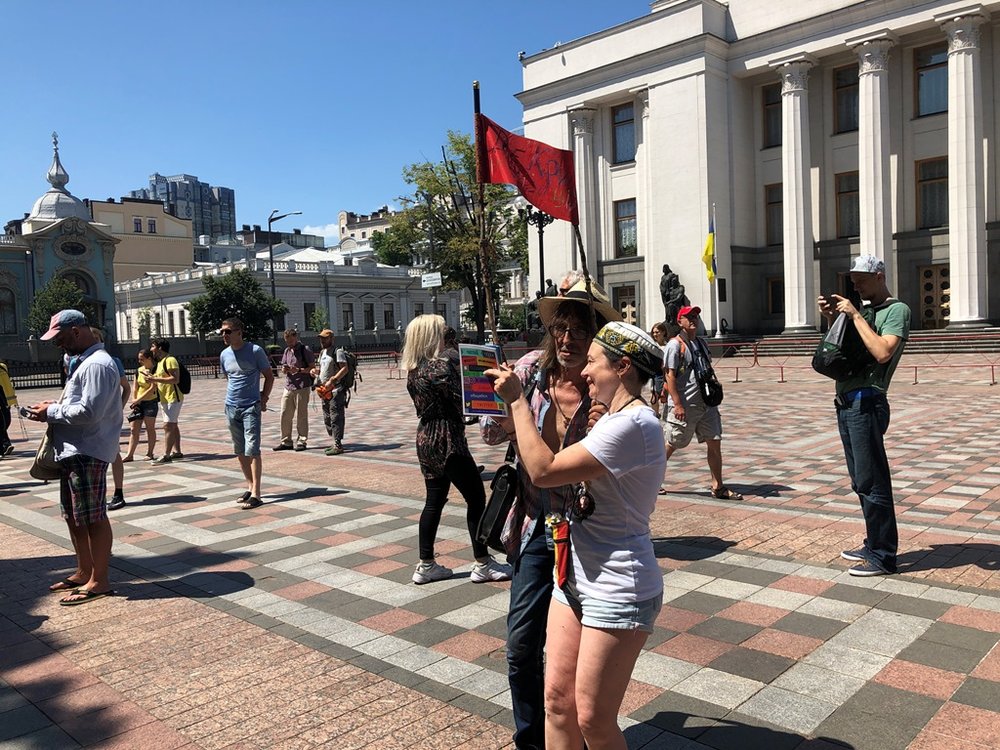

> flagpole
[473,81,500,345]
[712,202,723,338]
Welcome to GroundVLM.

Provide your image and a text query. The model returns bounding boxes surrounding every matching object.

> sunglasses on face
[548,324,589,341]
[221,329,233,335]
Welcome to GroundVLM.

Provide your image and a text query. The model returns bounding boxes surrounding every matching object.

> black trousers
[419,453,489,560]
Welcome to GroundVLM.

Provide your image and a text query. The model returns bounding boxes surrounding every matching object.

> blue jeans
[836,392,897,572]
[507,522,553,750]
[226,403,262,457]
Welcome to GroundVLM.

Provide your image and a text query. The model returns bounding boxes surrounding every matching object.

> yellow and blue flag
[702,215,716,283]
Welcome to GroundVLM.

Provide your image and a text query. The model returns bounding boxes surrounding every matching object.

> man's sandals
[237,491,263,510]
[58,589,115,606]
[710,486,744,501]
[48,577,86,592]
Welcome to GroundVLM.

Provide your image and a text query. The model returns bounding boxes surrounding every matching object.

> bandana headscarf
[594,321,663,379]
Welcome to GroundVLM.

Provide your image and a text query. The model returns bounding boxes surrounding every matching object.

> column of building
[772,56,817,333]
[634,89,653,321]
[849,32,896,289]
[938,9,989,327]
[570,108,599,278]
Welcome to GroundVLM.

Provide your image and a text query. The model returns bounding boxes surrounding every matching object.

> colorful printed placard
[459,344,507,418]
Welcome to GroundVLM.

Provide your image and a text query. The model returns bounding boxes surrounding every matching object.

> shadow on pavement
[652,536,736,561]
[130,493,208,507]
[898,542,999,573]
[339,443,404,453]
[628,712,855,749]
[268,487,349,503]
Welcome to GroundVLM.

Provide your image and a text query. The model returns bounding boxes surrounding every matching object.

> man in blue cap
[24,310,122,604]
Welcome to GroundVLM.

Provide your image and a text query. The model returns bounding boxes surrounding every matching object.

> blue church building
[1,134,119,341]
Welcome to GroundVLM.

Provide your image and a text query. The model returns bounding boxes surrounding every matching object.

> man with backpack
[311,329,352,455]
[148,338,186,464]
[818,255,910,577]
[660,305,743,501]
[274,329,315,452]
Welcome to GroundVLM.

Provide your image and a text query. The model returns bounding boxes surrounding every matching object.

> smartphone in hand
[19,407,34,418]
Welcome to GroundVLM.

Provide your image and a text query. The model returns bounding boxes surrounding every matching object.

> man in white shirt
[25,310,123,606]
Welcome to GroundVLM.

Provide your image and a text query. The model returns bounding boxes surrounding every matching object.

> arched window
[61,271,93,296]
[0,288,15,334]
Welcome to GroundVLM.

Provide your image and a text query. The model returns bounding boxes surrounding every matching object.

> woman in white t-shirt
[488,320,666,750]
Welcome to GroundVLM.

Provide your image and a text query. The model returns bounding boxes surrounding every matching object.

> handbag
[477,443,518,554]
[126,406,144,423]
[812,312,875,381]
[30,426,61,481]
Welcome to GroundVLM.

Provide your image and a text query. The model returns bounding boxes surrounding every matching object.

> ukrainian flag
[702,216,717,283]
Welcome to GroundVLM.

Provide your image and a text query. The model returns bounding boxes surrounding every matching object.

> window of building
[767,278,785,315]
[834,65,859,133]
[133,217,143,233]
[0,287,16,334]
[274,313,286,332]
[765,184,783,246]
[383,305,395,330]
[916,157,948,229]
[762,83,782,148]
[178,309,186,335]
[835,172,860,238]
[167,311,175,336]
[915,44,948,117]
[361,231,367,239]
[303,302,316,329]
[341,303,354,330]
[414,303,424,317]
[154,312,161,336]
[612,285,637,325]
[436,304,447,319]
[612,103,636,164]
[147,218,157,234]
[364,303,375,330]
[614,199,637,258]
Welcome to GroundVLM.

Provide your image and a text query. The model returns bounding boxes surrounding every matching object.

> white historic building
[113,257,462,342]
[519,0,1000,334]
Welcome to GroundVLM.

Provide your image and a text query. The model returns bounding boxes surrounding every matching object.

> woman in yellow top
[0,359,16,456]
[123,348,159,462]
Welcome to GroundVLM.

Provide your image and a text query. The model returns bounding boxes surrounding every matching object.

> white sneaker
[471,557,513,583]
[412,561,453,585]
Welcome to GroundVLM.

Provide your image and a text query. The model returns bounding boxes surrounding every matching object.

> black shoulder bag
[811,312,876,381]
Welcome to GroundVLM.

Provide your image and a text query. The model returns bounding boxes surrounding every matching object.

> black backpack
[177,362,192,395]
[341,350,360,392]
[812,312,876,381]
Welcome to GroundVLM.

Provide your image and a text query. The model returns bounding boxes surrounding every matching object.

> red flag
[476,114,579,224]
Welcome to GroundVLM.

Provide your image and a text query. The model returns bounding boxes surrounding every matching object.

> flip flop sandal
[59,589,115,607]
[710,487,744,501]
[49,578,85,593]
[239,497,263,510]
[657,487,669,496]
[237,491,252,504]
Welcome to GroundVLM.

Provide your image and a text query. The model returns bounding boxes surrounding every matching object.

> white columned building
[850,32,897,288]
[570,108,599,277]
[939,8,990,326]
[772,56,817,333]
[517,0,1000,335]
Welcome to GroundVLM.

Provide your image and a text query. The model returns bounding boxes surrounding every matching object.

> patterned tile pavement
[1,357,998,749]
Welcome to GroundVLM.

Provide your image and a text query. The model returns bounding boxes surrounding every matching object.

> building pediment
[23,216,119,245]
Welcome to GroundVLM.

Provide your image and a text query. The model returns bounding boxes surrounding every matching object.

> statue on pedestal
[526,291,544,331]
[660,264,690,336]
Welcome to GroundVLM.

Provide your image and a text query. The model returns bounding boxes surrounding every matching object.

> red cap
[677,305,701,322]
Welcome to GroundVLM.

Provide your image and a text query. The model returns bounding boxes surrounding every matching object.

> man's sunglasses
[547,324,589,341]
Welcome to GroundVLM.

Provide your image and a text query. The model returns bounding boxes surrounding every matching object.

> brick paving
[1,357,998,749]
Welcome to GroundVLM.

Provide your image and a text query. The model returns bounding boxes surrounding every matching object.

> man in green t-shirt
[818,255,911,577]
[147,339,184,464]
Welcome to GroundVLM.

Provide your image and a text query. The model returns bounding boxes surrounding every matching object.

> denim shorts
[137,399,159,419]
[226,402,262,457]
[552,584,662,633]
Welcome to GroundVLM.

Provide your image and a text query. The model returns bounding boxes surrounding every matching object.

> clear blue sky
[2,1,649,243]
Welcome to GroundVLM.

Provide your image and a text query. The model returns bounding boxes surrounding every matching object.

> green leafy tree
[372,131,527,340]
[136,307,152,341]
[308,305,329,331]
[186,268,287,342]
[26,276,87,335]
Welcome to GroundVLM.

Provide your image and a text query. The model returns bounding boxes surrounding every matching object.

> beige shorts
[664,401,722,448]
[161,401,183,424]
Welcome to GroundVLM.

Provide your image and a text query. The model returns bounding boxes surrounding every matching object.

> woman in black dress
[401,315,512,585]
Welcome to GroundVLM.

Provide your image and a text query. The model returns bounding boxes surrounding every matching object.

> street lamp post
[515,198,555,296]
[267,208,302,343]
